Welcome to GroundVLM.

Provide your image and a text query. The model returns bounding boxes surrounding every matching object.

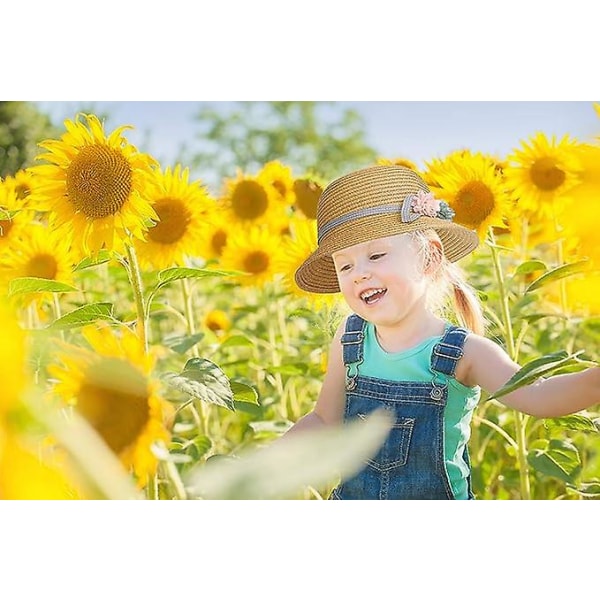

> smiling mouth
[360,288,387,305]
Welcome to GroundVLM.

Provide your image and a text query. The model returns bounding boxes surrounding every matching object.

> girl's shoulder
[459,333,516,390]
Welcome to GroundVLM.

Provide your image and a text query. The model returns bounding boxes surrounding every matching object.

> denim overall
[331,314,473,500]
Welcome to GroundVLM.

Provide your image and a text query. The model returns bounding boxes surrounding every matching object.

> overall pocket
[358,412,415,472]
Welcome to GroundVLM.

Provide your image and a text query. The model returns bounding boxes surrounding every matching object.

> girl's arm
[462,334,600,418]
[282,319,348,436]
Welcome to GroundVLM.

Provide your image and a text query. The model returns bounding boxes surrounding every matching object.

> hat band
[318,203,401,243]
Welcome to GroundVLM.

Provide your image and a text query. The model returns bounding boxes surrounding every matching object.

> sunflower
[47,322,171,486]
[0,180,30,247]
[197,209,230,262]
[219,226,283,288]
[273,217,341,309]
[32,113,159,255]
[0,223,76,303]
[423,149,471,188]
[292,178,323,220]
[424,150,513,239]
[219,170,288,229]
[2,168,38,208]
[560,144,600,261]
[503,133,583,218]
[377,157,419,171]
[0,302,76,499]
[0,433,81,500]
[0,300,26,415]
[134,165,215,270]
[203,309,232,336]
[257,160,295,206]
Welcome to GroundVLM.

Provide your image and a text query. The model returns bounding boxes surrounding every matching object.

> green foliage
[0,101,59,176]
[189,101,378,187]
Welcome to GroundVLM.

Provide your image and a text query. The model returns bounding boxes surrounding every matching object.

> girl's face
[332,233,429,327]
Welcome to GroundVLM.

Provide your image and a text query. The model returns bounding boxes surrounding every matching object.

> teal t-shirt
[360,322,481,499]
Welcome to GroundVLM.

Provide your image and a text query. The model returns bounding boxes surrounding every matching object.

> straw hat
[295,164,479,294]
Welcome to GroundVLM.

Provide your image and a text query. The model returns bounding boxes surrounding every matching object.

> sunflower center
[205,310,229,333]
[294,180,321,219]
[243,251,270,274]
[231,181,268,220]
[530,157,566,191]
[211,230,227,256]
[454,181,495,228]
[66,144,133,219]
[26,254,58,280]
[147,197,191,244]
[15,184,31,200]
[76,358,150,454]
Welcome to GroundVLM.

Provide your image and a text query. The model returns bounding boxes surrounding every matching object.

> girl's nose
[354,267,371,284]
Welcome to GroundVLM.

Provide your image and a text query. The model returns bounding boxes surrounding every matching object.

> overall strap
[340,314,367,366]
[430,325,469,377]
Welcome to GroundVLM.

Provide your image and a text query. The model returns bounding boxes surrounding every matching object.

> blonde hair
[410,230,485,335]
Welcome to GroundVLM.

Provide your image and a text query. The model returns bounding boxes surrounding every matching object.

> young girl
[289,164,600,500]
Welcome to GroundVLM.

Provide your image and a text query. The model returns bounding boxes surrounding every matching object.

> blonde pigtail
[446,262,486,336]
[411,229,485,336]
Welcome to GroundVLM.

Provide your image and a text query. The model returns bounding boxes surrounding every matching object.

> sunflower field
[2,106,600,500]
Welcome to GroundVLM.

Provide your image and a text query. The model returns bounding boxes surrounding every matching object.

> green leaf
[268,363,307,376]
[219,335,255,349]
[527,439,581,484]
[0,208,20,220]
[525,259,590,293]
[230,381,259,405]
[521,313,571,324]
[513,260,547,276]
[156,267,239,288]
[164,333,205,354]
[185,409,394,499]
[487,350,585,401]
[163,357,235,411]
[47,302,115,330]
[8,277,79,296]
[566,480,600,498]
[544,415,600,435]
[73,250,112,271]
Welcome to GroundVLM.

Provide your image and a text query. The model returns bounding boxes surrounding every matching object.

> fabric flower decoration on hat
[401,190,455,223]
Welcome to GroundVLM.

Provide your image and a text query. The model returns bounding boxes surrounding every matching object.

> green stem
[52,293,65,341]
[267,302,286,420]
[161,459,187,500]
[553,212,569,318]
[124,243,148,353]
[488,231,531,500]
[146,474,159,500]
[180,278,209,435]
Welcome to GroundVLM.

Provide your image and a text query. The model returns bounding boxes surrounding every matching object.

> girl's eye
[370,253,386,261]
[339,264,351,272]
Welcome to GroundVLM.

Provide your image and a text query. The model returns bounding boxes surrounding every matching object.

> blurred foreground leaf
[185,409,393,499]
[26,395,141,500]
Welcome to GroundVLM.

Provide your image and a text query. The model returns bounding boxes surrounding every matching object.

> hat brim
[295,214,479,294]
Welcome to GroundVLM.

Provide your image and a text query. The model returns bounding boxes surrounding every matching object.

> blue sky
[34,101,598,190]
